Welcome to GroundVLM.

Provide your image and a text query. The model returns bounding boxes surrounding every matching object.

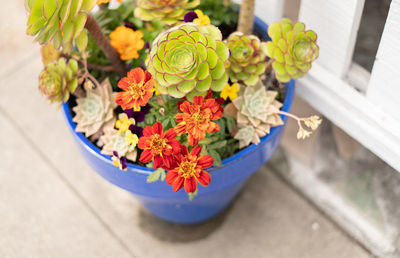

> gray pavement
[0,1,373,257]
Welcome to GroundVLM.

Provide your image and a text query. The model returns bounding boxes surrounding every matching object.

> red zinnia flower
[116,67,154,110]
[166,145,213,193]
[138,122,181,169]
[175,96,223,146]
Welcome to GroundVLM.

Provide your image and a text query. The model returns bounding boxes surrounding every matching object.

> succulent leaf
[135,0,200,25]
[38,57,79,105]
[226,32,267,86]
[25,0,95,52]
[148,23,229,100]
[72,78,118,137]
[266,18,319,82]
[232,81,284,147]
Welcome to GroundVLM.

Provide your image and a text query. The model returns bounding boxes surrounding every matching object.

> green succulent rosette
[226,32,268,86]
[135,0,200,25]
[25,0,96,52]
[266,18,319,82]
[147,23,230,99]
[39,57,79,104]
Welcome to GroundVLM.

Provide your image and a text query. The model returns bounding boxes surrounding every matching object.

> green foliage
[138,95,180,132]
[198,0,239,27]
[188,188,198,201]
[199,115,239,167]
[146,168,166,183]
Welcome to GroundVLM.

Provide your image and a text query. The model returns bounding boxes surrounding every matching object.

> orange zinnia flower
[166,145,213,193]
[138,122,181,169]
[116,68,154,111]
[175,96,223,146]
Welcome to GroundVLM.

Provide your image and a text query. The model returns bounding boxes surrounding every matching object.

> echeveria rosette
[135,0,200,25]
[39,57,79,105]
[266,18,319,82]
[25,0,96,52]
[226,32,268,86]
[232,81,284,148]
[147,23,230,100]
[73,78,117,137]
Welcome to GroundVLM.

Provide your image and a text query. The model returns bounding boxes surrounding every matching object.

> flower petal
[197,171,211,186]
[128,67,145,84]
[197,155,213,169]
[139,149,153,163]
[190,145,202,157]
[152,122,163,135]
[184,177,197,193]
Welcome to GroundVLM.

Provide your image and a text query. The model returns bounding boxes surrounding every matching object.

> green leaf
[208,149,222,167]
[146,168,165,183]
[188,188,198,201]
[208,140,227,150]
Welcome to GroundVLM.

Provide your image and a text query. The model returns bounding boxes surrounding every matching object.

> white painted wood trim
[296,63,400,173]
[298,0,365,77]
[367,0,400,121]
[233,0,285,25]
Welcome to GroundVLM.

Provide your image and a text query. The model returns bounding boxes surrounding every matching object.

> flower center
[129,81,145,99]
[192,112,204,124]
[150,134,167,154]
[179,161,197,178]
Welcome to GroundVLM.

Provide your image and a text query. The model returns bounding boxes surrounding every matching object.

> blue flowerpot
[61,17,295,224]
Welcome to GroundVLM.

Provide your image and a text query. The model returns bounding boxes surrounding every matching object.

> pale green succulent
[266,18,319,82]
[73,78,117,137]
[226,32,268,86]
[134,0,200,25]
[38,57,79,104]
[147,23,230,100]
[98,126,138,162]
[232,81,283,147]
[234,125,259,148]
[25,0,95,52]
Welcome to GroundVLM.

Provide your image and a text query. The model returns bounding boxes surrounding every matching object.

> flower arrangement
[26,0,321,199]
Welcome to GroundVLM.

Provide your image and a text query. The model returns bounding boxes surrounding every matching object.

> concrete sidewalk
[0,1,372,257]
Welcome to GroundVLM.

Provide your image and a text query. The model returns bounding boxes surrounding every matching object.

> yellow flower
[193,10,211,26]
[97,0,123,4]
[125,131,139,148]
[110,26,144,60]
[115,113,135,133]
[220,83,240,101]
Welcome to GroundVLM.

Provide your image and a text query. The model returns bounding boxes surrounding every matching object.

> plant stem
[84,14,127,76]
[237,0,255,35]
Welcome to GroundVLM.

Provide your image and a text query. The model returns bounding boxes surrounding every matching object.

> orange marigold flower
[110,26,144,60]
[175,96,223,146]
[116,67,154,111]
[166,145,213,193]
[138,122,181,169]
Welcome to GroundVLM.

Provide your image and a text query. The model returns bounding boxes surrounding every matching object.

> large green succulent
[226,32,268,86]
[147,23,230,100]
[25,0,96,52]
[266,18,319,82]
[134,0,200,25]
[38,57,79,104]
